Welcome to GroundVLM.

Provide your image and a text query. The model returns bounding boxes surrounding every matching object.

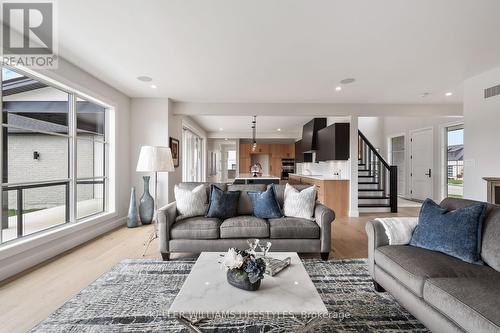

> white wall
[130,98,170,207]
[463,66,500,201]
[359,117,385,151]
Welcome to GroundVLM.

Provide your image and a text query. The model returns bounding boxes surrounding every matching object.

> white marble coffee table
[168,252,328,332]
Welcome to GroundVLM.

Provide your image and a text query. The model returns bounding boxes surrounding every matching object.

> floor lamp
[136,146,175,256]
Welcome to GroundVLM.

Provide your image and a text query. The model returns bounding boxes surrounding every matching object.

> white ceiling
[192,115,310,138]
[57,0,500,103]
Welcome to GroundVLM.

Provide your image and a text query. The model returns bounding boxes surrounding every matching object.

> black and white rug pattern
[30,259,428,332]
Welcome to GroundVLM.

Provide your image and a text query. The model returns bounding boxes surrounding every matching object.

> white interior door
[410,128,433,200]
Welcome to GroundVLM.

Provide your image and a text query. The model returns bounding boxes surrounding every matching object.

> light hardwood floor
[0,208,419,333]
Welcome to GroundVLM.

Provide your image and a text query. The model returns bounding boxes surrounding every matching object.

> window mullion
[69,94,77,223]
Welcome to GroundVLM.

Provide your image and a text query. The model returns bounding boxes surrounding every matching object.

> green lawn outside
[7,209,42,217]
[448,179,463,185]
[448,194,464,198]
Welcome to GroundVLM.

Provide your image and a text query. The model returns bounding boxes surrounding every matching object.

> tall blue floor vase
[139,176,154,225]
[127,187,138,228]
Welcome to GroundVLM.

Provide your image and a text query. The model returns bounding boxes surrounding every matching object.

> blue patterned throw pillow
[206,185,241,219]
[409,198,487,264]
[248,185,283,219]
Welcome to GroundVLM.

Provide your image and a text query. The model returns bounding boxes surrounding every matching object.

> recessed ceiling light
[150,84,157,89]
[219,128,224,131]
[340,78,356,84]
[277,128,281,131]
[421,92,431,98]
[335,86,342,91]
[137,76,152,82]
[445,92,453,96]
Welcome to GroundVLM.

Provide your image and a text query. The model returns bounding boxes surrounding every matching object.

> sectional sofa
[158,182,335,261]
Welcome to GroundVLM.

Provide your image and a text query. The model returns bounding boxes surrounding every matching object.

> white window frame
[0,65,113,245]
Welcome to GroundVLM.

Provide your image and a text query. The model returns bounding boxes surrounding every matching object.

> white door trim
[409,127,434,200]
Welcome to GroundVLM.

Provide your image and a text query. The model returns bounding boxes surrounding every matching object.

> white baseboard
[0,216,125,282]
[349,210,360,217]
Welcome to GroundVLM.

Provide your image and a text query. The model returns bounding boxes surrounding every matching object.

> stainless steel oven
[281,159,295,180]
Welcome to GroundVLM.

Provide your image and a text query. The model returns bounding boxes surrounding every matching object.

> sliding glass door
[182,128,203,182]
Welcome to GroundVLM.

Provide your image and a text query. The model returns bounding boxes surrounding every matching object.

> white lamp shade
[136,146,175,172]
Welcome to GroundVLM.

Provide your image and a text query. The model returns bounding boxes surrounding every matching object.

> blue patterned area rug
[30,259,428,332]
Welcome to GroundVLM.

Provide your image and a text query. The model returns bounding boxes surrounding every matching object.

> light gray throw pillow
[283,183,316,220]
[174,184,207,219]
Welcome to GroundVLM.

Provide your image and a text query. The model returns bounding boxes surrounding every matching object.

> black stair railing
[358,130,398,213]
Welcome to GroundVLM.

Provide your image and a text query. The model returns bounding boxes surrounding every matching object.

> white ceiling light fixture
[445,92,453,96]
[219,127,224,131]
[335,86,342,91]
[277,128,281,131]
[150,84,157,89]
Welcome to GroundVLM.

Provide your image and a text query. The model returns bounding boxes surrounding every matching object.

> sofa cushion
[220,216,269,238]
[227,184,267,215]
[424,276,500,333]
[170,216,221,239]
[269,217,319,239]
[247,185,282,219]
[206,185,240,219]
[410,198,487,264]
[440,198,500,272]
[375,245,498,297]
[283,183,317,220]
[270,184,316,208]
[177,182,227,203]
[174,184,207,219]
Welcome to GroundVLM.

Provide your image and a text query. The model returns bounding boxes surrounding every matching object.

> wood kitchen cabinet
[239,143,296,177]
[287,174,349,217]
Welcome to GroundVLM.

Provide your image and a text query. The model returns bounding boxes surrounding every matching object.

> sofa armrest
[314,203,335,254]
[365,220,390,278]
[157,201,177,254]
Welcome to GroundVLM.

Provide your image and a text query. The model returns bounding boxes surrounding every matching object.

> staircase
[358,130,398,213]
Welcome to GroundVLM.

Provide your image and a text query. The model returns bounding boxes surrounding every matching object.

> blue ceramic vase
[127,187,138,228]
[139,176,154,225]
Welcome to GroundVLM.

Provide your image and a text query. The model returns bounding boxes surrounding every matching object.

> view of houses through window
[447,125,464,198]
[1,67,108,244]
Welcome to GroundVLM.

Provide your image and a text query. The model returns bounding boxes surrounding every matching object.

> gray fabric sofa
[366,198,500,333]
[158,182,335,261]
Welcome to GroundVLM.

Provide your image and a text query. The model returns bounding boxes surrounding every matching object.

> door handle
[425,169,432,178]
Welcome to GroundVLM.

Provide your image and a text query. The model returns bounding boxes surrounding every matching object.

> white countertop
[288,173,350,181]
[235,174,281,179]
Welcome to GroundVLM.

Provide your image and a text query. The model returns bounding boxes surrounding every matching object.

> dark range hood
[302,118,327,152]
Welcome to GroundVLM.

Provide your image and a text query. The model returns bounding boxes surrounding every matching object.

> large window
[182,127,203,182]
[446,125,464,198]
[1,67,109,244]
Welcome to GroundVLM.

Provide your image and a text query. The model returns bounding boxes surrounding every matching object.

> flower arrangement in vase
[221,248,266,291]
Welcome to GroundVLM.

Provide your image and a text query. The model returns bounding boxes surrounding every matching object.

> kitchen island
[233,174,281,185]
[288,173,350,217]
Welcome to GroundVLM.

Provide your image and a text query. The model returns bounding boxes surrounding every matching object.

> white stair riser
[358,191,385,197]
[359,207,391,213]
[358,198,390,205]
[358,183,380,190]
